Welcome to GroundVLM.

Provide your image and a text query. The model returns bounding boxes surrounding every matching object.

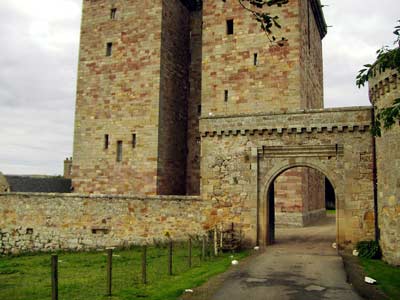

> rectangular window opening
[197,105,202,116]
[106,42,113,56]
[224,90,229,102]
[254,53,258,66]
[132,134,136,148]
[110,8,117,20]
[226,19,234,35]
[117,141,123,162]
[104,134,109,149]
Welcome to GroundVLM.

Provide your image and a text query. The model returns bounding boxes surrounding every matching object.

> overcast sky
[0,0,398,175]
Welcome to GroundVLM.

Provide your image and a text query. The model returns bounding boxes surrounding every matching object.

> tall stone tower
[199,0,327,226]
[72,0,326,202]
[72,0,200,195]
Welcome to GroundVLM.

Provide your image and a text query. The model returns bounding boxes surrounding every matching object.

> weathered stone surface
[369,68,400,266]
[0,193,211,254]
[0,172,9,193]
[200,107,375,248]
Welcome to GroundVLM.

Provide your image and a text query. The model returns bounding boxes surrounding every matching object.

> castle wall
[201,0,301,115]
[0,193,210,254]
[299,0,324,109]
[157,0,191,195]
[72,0,163,195]
[369,68,400,265]
[186,11,203,195]
[200,107,375,247]
[274,167,325,227]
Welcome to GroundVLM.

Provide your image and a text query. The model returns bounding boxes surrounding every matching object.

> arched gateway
[200,106,376,249]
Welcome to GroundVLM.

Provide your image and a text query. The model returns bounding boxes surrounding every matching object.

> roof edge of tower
[311,0,328,39]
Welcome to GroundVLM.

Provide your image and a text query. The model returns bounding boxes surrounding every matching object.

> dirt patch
[341,251,389,300]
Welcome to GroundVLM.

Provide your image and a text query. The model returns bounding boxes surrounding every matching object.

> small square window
[226,19,234,35]
[106,42,113,56]
[110,8,117,20]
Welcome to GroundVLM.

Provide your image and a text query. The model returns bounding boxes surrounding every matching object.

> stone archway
[200,107,377,249]
[258,162,339,247]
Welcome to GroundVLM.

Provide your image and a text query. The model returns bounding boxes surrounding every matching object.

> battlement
[368,68,399,104]
[200,106,372,137]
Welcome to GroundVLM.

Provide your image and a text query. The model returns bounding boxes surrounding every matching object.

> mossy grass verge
[360,257,400,300]
[0,244,249,300]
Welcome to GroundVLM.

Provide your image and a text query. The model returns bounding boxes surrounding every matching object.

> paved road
[209,216,361,300]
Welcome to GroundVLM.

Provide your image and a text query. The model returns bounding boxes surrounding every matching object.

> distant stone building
[0,172,10,192]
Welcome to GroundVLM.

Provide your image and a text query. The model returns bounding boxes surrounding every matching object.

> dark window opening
[106,42,113,56]
[227,19,234,35]
[224,90,229,102]
[197,105,202,116]
[117,141,123,162]
[104,134,109,149]
[92,227,110,234]
[254,53,258,66]
[196,137,201,144]
[110,8,117,19]
[132,134,136,148]
[26,228,33,235]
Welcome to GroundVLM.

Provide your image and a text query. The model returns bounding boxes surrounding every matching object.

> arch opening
[263,165,337,247]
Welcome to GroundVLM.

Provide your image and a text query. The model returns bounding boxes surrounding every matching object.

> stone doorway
[265,166,336,245]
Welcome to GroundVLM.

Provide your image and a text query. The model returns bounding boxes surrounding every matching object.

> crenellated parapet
[368,68,399,106]
[200,106,372,138]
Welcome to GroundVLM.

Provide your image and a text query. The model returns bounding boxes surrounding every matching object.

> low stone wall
[0,193,211,255]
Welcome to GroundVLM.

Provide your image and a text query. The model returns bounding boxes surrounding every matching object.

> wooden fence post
[168,240,173,275]
[142,245,147,284]
[214,226,218,256]
[51,255,58,300]
[107,248,113,296]
[201,235,206,261]
[188,238,192,268]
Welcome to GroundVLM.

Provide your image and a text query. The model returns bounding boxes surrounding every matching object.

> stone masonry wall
[274,167,325,227]
[186,10,203,195]
[0,172,9,192]
[200,107,375,247]
[369,68,400,265]
[72,0,163,195]
[157,0,191,195]
[0,193,212,255]
[299,0,324,109]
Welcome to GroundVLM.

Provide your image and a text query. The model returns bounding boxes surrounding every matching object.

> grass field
[360,258,400,300]
[326,209,336,215]
[0,243,249,300]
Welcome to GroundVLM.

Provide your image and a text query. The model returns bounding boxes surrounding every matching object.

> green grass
[360,258,400,300]
[0,244,249,300]
[326,209,336,215]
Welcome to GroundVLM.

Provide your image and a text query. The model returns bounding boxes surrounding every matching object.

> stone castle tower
[72,0,327,209]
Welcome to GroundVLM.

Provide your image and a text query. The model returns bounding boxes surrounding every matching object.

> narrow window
[110,8,117,20]
[104,134,109,149]
[132,134,136,148]
[224,90,229,102]
[253,53,258,66]
[226,19,234,35]
[197,105,202,116]
[106,42,113,56]
[117,141,123,162]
